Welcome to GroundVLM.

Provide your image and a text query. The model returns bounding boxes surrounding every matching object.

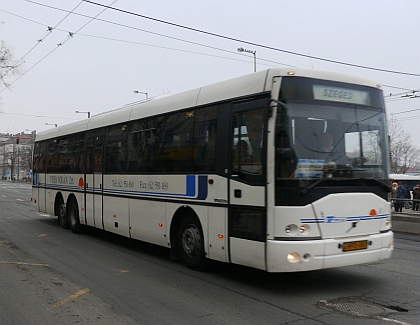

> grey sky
[1,0,419,139]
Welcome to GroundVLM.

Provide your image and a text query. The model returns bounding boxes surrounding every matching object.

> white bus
[389,174,420,190]
[32,68,393,272]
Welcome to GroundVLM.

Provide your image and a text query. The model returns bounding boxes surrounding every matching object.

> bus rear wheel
[67,197,81,234]
[57,197,69,229]
[178,214,206,271]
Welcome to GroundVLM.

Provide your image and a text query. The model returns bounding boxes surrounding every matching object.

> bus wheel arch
[171,207,207,270]
[55,193,69,229]
[67,195,82,234]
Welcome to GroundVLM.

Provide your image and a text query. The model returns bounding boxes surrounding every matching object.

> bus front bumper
[265,231,393,272]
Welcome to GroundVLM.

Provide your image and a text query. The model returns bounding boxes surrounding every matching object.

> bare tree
[388,117,420,173]
[1,37,21,117]
[0,39,22,89]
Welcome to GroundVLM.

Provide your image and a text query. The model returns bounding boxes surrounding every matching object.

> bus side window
[105,124,128,173]
[232,107,265,183]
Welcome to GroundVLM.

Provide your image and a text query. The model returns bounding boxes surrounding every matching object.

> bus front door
[229,100,268,270]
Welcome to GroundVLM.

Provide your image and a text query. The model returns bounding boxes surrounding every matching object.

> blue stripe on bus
[300,214,390,224]
[41,175,209,201]
[186,175,196,197]
[197,175,208,200]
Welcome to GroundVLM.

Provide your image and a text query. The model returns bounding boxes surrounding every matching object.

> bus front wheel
[67,197,81,234]
[178,213,206,271]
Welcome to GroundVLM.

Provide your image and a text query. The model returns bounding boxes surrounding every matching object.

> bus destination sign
[313,85,371,106]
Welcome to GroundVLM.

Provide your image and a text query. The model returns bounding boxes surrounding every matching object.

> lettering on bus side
[138,180,169,191]
[111,179,135,188]
[110,179,169,191]
[49,175,74,185]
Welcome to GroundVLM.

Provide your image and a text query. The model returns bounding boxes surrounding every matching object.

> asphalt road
[0,181,419,325]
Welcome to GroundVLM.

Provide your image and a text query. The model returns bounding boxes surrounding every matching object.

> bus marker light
[287,71,295,75]
[299,224,309,234]
[287,252,300,263]
[218,234,224,239]
[208,179,214,184]
[158,223,163,227]
[285,224,298,235]
[113,214,117,218]
[369,209,377,217]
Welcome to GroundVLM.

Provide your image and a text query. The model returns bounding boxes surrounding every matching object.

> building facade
[1,132,35,181]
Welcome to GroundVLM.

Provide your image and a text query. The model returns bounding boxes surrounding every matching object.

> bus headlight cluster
[285,224,310,235]
[287,252,312,263]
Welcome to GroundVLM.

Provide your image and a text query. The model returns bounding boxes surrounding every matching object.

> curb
[391,212,420,236]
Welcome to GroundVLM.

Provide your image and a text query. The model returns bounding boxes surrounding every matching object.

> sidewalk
[392,208,420,236]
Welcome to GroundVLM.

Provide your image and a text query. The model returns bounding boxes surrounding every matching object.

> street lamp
[45,123,58,127]
[237,47,256,72]
[75,110,91,118]
[134,91,148,99]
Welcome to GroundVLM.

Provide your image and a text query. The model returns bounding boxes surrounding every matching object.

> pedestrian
[391,182,398,211]
[396,183,406,213]
[405,187,411,209]
[412,184,420,211]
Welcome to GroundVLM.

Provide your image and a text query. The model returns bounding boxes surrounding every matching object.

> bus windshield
[275,78,389,203]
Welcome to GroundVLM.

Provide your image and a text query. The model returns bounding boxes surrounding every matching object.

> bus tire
[67,197,81,234]
[178,213,207,271]
[57,197,69,229]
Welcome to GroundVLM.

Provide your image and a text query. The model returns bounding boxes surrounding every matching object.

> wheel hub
[182,225,201,258]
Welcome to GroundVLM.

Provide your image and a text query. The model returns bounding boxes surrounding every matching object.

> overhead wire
[1,9,279,69]
[77,33,285,67]
[3,2,84,68]
[3,0,420,125]
[1,111,80,121]
[82,0,420,78]
[21,0,292,67]
[0,0,117,94]
[22,0,420,78]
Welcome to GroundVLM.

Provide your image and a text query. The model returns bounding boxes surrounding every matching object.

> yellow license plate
[343,240,368,252]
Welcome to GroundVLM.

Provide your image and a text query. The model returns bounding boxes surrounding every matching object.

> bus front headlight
[287,252,301,263]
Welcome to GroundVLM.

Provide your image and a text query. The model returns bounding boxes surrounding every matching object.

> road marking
[116,269,130,275]
[53,288,90,307]
[16,199,24,201]
[37,234,48,238]
[1,195,7,198]
[377,316,414,325]
[0,261,50,267]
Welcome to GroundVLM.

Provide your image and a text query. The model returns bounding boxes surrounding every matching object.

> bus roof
[35,67,382,142]
[389,174,420,180]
